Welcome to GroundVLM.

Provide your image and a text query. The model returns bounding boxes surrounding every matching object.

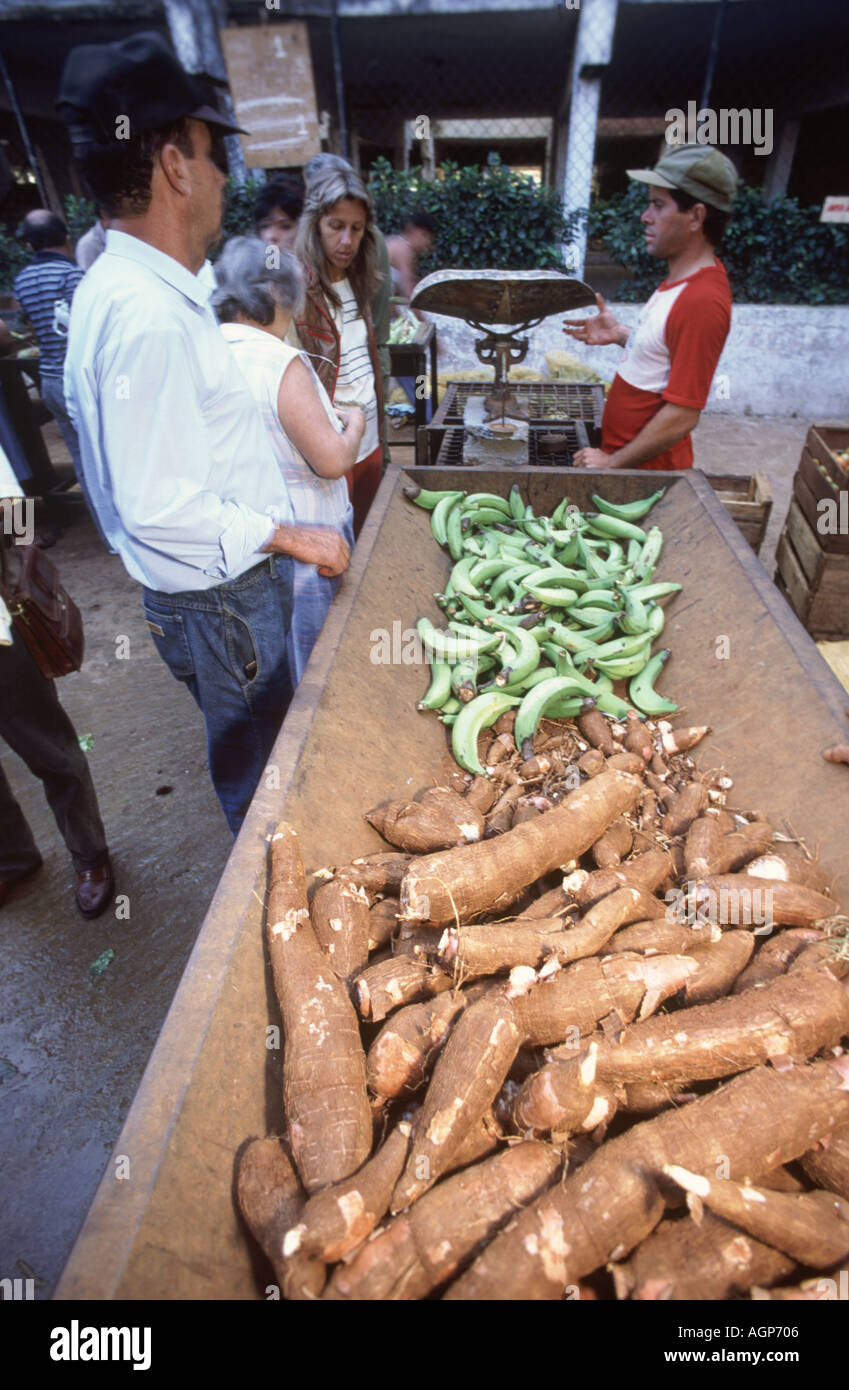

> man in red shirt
[564,144,738,470]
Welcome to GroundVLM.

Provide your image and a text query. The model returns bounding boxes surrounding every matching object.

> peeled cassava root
[266,823,372,1193]
[444,1058,849,1300]
[664,1164,849,1269]
[353,955,452,1022]
[236,1138,326,1300]
[513,967,849,1136]
[391,988,523,1211]
[282,1123,412,1263]
[366,786,484,853]
[400,770,642,925]
[801,1117,849,1200]
[612,1209,796,1301]
[323,1142,560,1301]
[241,707,847,1303]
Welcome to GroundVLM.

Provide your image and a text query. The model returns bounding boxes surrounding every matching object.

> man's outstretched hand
[562,293,628,348]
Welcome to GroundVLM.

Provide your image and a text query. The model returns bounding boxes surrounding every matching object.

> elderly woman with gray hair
[213,236,365,684]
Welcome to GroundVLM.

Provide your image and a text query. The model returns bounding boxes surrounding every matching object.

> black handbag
[0,541,84,678]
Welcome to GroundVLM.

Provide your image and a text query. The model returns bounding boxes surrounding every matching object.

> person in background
[304,153,392,459]
[386,209,436,306]
[292,165,384,538]
[13,210,102,528]
[58,31,349,835]
[254,174,304,252]
[1,464,114,917]
[563,144,737,471]
[385,208,436,420]
[75,206,110,270]
[213,236,364,684]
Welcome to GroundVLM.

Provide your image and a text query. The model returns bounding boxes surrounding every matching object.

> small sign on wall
[820,196,849,223]
[220,22,322,169]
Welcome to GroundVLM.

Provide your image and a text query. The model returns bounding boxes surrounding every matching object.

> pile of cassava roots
[236,707,849,1301]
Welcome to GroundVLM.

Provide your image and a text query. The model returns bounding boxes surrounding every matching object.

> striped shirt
[331,278,378,461]
[220,323,351,529]
[13,252,84,379]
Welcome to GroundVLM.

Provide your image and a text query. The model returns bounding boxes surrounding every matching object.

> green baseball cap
[627,144,738,213]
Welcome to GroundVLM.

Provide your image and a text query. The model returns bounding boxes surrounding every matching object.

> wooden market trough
[55,465,849,1301]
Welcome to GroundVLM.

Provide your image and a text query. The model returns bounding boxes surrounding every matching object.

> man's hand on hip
[562,293,629,348]
[265,523,351,578]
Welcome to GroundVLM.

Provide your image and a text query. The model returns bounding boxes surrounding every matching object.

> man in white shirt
[58,33,350,833]
[74,209,109,271]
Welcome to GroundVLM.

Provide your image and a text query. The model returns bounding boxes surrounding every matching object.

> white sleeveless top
[219,322,351,527]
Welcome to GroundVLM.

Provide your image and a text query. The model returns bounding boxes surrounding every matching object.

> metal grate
[433,381,605,428]
[435,425,584,468]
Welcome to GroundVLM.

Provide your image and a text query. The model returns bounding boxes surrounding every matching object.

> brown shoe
[75,860,115,919]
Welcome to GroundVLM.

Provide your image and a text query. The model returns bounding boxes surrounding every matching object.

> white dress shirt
[64,230,293,594]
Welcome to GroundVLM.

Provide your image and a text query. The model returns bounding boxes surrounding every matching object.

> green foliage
[0,225,29,292]
[63,193,96,246]
[719,186,849,305]
[219,174,266,245]
[369,156,574,273]
[586,182,849,305]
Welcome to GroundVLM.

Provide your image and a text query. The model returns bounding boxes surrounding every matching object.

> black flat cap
[56,31,246,149]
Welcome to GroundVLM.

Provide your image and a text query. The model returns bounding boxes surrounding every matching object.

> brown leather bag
[0,542,84,678]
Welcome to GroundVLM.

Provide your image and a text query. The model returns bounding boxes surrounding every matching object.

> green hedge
[586,181,849,305]
[369,155,572,274]
[2,167,842,307]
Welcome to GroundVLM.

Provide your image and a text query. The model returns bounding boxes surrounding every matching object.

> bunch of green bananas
[404,482,682,775]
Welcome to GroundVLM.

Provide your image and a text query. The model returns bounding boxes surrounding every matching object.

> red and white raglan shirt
[601,260,732,470]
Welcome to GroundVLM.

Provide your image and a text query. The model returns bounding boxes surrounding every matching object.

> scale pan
[410,268,596,324]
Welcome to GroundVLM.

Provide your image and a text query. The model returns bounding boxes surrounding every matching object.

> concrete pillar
[560,0,619,279]
[162,0,249,184]
[763,119,800,201]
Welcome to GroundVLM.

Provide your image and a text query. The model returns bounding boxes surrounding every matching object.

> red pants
[346,445,384,539]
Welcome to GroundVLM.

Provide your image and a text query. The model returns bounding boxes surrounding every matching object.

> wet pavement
[0,411,808,1298]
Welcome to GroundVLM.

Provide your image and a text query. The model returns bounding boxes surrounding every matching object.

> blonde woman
[212,236,365,683]
[292,166,383,537]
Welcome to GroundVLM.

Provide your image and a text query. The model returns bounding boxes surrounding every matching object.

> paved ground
[0,408,811,1297]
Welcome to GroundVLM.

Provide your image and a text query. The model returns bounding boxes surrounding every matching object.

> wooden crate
[703,471,772,554]
[797,446,849,553]
[808,423,849,490]
[774,499,849,639]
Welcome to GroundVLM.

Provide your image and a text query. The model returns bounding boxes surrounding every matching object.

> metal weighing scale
[411,269,600,465]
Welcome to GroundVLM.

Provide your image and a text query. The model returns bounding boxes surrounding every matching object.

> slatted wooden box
[774,423,849,639]
[703,472,772,555]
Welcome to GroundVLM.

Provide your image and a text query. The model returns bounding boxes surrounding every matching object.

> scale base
[482,387,529,422]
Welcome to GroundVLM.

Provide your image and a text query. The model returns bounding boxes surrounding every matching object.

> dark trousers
[142,554,294,836]
[0,630,109,877]
[346,444,384,539]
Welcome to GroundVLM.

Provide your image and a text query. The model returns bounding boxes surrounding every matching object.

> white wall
[427,304,849,419]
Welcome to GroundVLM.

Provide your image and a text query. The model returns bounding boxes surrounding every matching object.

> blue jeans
[286,506,353,685]
[41,374,109,544]
[142,555,294,835]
